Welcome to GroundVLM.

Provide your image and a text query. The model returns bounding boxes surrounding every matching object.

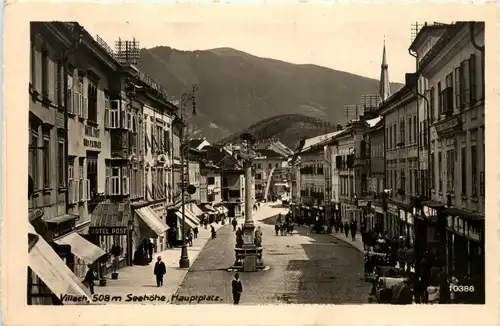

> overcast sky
[70,3,483,83]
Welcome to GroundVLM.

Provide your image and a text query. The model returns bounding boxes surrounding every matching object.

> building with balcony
[411,22,484,287]
[328,121,370,226]
[204,145,245,217]
[378,81,419,240]
[253,148,288,201]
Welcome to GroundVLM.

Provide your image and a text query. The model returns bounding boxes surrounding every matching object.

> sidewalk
[330,231,364,253]
[96,220,229,303]
[95,213,251,303]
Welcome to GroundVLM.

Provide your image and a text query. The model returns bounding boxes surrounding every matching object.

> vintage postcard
[2,1,498,326]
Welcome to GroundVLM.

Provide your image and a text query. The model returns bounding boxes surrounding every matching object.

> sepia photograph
[2,2,498,326]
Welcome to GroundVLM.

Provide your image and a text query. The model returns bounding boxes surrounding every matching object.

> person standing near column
[231,273,243,304]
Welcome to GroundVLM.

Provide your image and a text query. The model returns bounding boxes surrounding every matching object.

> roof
[366,117,382,128]
[188,139,205,149]
[409,23,452,52]
[418,22,470,73]
[90,203,131,228]
[255,149,286,159]
[301,130,345,153]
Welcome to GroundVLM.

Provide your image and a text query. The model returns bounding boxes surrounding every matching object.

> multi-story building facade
[364,118,386,231]
[378,83,419,240]
[330,121,369,226]
[202,161,222,205]
[28,23,174,305]
[253,149,288,200]
[411,22,485,288]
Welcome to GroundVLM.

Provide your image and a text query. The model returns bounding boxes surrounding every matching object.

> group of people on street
[274,213,294,236]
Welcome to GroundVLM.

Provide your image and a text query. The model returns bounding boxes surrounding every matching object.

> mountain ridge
[137,46,403,142]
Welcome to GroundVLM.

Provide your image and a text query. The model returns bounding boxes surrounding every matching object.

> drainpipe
[470,22,485,100]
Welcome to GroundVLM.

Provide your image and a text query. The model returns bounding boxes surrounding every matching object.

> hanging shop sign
[467,224,481,241]
[399,209,406,222]
[84,138,102,150]
[89,227,128,235]
[447,215,453,229]
[374,206,385,215]
[357,200,368,207]
[423,205,438,224]
[407,213,414,225]
[387,204,398,215]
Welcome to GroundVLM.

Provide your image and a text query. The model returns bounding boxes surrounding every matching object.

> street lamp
[179,84,198,269]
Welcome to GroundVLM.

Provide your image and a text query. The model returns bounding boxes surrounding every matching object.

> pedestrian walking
[83,264,97,295]
[232,218,237,231]
[344,221,350,238]
[110,243,121,272]
[193,226,198,239]
[397,246,406,271]
[231,273,243,304]
[275,223,279,236]
[235,227,243,248]
[350,220,357,241]
[153,256,166,287]
[147,239,154,263]
[187,229,193,246]
[211,225,217,239]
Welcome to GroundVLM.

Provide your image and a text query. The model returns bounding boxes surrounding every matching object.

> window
[56,61,63,106]
[430,153,435,190]
[471,145,477,196]
[461,147,467,195]
[41,46,48,97]
[30,130,39,190]
[108,100,120,128]
[68,159,78,204]
[87,156,98,197]
[461,59,470,107]
[43,136,50,188]
[88,80,98,123]
[73,76,84,117]
[429,87,435,122]
[446,149,455,193]
[399,118,405,145]
[437,82,442,117]
[57,139,65,188]
[122,166,130,195]
[470,54,477,103]
[413,114,417,145]
[455,67,461,109]
[107,167,121,196]
[438,152,442,192]
[400,168,405,192]
[393,123,397,149]
[408,116,412,144]
[67,73,74,114]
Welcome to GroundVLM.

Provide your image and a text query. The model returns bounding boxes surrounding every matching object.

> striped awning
[175,211,197,228]
[191,204,205,217]
[90,202,130,228]
[135,207,169,236]
[55,232,107,264]
[28,224,91,304]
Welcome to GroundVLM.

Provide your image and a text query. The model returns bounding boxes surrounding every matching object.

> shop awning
[135,207,169,236]
[422,200,445,209]
[55,232,107,264]
[204,204,217,212]
[192,204,205,217]
[28,224,91,304]
[442,207,485,221]
[221,206,229,214]
[182,206,201,224]
[90,202,130,228]
[175,211,197,228]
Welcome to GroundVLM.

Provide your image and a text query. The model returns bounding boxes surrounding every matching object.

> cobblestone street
[174,204,371,304]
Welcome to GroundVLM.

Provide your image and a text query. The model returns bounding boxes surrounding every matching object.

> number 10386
[449,285,475,292]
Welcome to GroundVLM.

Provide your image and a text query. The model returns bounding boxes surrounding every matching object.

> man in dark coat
[232,218,237,231]
[147,240,154,262]
[84,264,97,295]
[231,273,243,304]
[153,256,166,287]
[344,221,350,237]
[211,225,217,239]
[350,220,357,241]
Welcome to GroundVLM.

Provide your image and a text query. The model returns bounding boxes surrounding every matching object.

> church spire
[378,39,391,102]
